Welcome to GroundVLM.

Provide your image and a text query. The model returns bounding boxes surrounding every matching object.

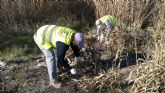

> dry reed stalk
[128,1,165,93]
[1,0,165,93]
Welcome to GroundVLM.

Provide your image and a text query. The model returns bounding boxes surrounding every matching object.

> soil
[1,32,147,93]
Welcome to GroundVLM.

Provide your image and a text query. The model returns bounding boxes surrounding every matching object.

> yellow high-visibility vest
[35,25,75,49]
[99,15,116,26]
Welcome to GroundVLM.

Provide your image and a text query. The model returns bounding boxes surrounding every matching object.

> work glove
[75,57,84,63]
[70,68,76,75]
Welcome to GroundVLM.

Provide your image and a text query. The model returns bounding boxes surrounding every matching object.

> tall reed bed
[127,1,165,93]
[0,0,165,92]
[1,0,96,34]
[94,0,158,29]
[92,0,165,92]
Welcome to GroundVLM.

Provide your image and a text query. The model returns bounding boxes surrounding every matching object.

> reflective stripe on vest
[42,25,50,44]
[35,25,75,49]
[54,26,75,45]
[49,26,56,46]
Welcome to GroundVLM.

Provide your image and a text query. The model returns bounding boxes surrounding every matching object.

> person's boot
[49,80,61,88]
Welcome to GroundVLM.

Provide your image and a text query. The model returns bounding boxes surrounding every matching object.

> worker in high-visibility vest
[95,15,117,42]
[33,25,85,88]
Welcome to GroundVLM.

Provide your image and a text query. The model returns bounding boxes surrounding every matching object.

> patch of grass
[0,32,40,59]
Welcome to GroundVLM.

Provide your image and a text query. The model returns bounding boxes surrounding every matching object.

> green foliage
[0,32,39,59]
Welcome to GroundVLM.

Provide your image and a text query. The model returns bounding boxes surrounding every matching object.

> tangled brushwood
[128,61,165,93]
[1,0,165,93]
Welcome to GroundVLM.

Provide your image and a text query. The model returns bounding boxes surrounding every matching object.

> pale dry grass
[127,1,165,93]
[87,1,165,93]
[1,0,95,32]
[1,0,165,93]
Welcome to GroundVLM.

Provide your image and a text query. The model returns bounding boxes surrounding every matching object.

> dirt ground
[1,31,147,93]
[2,56,134,93]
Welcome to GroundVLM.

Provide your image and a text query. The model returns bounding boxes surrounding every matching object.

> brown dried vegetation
[0,0,165,93]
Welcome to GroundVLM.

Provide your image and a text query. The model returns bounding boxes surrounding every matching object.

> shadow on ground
[97,52,146,72]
